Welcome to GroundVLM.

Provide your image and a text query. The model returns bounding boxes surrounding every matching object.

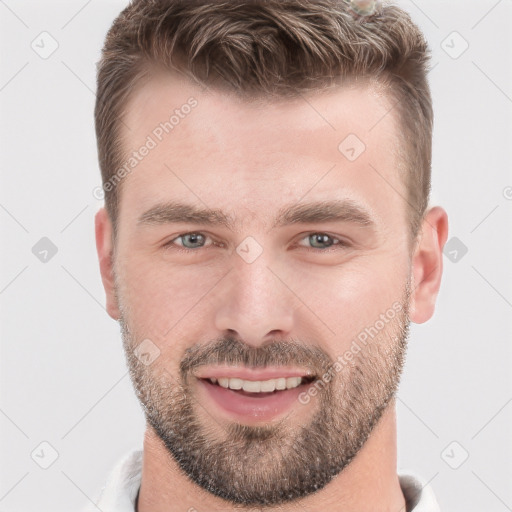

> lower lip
[196,378,313,423]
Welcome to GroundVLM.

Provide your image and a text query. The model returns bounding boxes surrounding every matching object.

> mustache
[179,336,333,379]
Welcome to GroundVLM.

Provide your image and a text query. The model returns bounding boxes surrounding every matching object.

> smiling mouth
[200,375,316,397]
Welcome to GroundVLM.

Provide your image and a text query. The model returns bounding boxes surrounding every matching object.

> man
[90,0,448,510]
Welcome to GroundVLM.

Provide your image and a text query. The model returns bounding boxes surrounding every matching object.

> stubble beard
[118,283,411,507]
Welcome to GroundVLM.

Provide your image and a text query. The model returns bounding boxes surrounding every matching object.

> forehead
[117,71,405,231]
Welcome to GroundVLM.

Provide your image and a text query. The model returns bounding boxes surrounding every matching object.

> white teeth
[242,380,261,392]
[286,376,302,388]
[208,376,305,392]
[275,377,286,390]
[218,377,229,388]
[260,379,276,392]
[229,377,243,390]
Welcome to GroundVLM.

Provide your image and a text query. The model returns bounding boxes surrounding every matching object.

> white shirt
[83,448,441,512]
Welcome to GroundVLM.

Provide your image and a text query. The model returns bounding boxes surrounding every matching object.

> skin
[95,70,448,511]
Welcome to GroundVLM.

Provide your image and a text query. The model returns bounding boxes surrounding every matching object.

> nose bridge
[236,256,279,314]
[214,249,295,345]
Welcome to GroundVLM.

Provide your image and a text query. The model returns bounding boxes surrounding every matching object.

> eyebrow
[136,199,376,231]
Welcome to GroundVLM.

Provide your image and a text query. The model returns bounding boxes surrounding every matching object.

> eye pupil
[310,234,333,248]
[183,233,204,248]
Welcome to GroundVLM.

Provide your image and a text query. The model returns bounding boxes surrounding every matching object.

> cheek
[298,254,408,345]
[117,256,226,342]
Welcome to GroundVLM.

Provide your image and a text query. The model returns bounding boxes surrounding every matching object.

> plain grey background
[1,1,511,510]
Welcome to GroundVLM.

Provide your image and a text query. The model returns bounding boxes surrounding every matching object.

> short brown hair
[95,0,433,244]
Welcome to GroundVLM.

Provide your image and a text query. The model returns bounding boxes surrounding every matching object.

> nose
[213,253,296,348]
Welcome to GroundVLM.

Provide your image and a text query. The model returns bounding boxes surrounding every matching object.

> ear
[95,207,121,320]
[409,206,449,324]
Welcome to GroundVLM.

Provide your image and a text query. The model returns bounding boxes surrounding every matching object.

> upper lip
[193,365,315,381]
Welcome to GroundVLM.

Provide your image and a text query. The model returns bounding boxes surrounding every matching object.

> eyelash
[163,232,351,253]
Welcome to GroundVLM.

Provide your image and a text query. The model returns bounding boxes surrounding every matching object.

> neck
[137,398,405,512]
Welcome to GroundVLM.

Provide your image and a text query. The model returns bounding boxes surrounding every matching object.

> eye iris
[183,233,204,248]
[310,234,333,249]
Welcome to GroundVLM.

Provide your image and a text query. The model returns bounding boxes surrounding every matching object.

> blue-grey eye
[309,233,335,249]
[179,233,206,249]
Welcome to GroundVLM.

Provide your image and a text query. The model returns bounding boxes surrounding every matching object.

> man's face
[108,73,415,505]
